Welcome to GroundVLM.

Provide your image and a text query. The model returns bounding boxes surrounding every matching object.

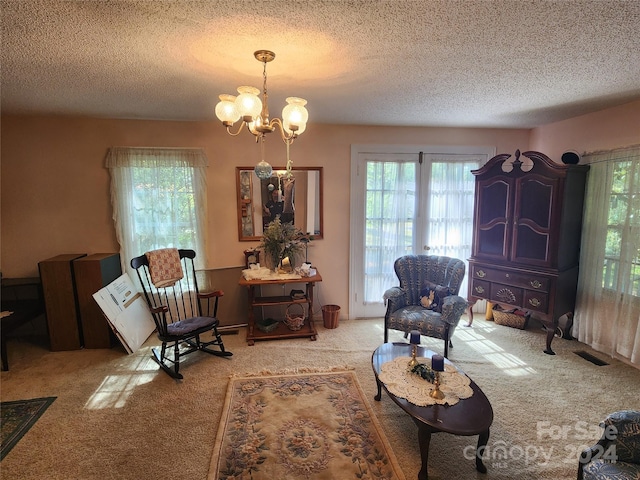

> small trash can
[322,305,340,329]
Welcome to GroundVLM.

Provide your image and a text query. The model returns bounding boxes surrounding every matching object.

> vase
[266,250,281,272]
[260,241,282,271]
[280,255,294,273]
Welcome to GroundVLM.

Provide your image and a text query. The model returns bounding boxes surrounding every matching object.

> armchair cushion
[388,305,447,339]
[388,294,468,337]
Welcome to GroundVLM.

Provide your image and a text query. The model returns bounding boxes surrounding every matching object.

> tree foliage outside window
[131,163,197,250]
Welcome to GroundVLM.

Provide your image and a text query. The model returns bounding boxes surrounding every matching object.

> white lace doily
[378,356,474,406]
[241,267,302,281]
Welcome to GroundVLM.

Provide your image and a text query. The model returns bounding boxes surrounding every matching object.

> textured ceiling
[2,0,640,128]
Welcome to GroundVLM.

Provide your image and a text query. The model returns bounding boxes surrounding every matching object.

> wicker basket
[284,303,305,331]
[492,304,530,330]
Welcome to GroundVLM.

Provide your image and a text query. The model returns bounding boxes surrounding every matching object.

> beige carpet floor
[1,315,639,480]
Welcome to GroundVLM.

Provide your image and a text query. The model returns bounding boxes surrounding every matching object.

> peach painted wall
[2,102,636,319]
[1,113,529,318]
[530,99,640,160]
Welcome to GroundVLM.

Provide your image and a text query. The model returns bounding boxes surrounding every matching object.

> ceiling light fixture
[215,50,309,180]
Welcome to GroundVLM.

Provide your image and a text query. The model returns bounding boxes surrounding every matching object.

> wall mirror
[236,166,323,241]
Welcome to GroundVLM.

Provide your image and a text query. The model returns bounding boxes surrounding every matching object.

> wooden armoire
[467,150,589,354]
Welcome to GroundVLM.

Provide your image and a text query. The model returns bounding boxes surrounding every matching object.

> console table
[239,271,322,345]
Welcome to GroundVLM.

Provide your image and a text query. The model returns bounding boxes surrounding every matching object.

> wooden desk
[239,271,322,345]
[1,277,45,371]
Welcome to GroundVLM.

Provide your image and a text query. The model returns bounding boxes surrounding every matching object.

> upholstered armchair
[578,410,640,480]
[383,255,467,357]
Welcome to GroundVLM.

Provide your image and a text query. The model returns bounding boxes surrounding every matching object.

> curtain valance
[105,147,208,168]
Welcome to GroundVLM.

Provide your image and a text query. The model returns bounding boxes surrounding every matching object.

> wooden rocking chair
[130,248,232,379]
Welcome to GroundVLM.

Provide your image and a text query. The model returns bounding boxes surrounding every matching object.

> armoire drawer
[489,283,523,307]
[470,277,549,314]
[523,290,549,313]
[472,266,550,292]
[470,279,491,297]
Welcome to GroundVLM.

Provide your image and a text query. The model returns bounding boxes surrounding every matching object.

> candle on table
[409,330,420,344]
[431,354,444,371]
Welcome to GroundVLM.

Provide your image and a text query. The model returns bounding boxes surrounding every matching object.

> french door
[349,145,494,318]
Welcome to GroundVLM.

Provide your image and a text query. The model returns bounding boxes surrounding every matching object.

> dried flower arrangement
[259,218,312,271]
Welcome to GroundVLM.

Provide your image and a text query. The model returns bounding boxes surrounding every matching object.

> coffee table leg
[476,427,490,474]
[415,422,433,480]
[374,378,382,401]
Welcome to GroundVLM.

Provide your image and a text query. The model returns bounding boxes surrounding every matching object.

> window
[349,145,494,318]
[575,145,640,366]
[603,160,640,296]
[106,147,208,273]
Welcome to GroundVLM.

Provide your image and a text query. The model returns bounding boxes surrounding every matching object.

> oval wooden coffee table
[372,342,493,480]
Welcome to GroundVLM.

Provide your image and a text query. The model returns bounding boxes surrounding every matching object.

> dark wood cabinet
[73,253,122,349]
[468,150,589,354]
[39,253,87,351]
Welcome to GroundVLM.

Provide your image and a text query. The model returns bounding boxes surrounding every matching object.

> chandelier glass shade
[215,50,308,180]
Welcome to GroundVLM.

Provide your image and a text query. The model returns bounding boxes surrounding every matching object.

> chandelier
[215,50,309,180]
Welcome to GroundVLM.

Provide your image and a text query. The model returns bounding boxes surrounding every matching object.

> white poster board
[93,273,155,354]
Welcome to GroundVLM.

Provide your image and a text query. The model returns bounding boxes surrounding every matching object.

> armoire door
[511,175,560,268]
[473,176,513,262]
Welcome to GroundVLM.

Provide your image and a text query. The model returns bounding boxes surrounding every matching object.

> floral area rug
[1,397,56,460]
[208,370,406,480]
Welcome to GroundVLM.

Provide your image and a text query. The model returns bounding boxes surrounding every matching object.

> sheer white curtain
[362,156,481,303]
[574,145,640,367]
[426,157,482,297]
[364,160,417,303]
[106,147,208,276]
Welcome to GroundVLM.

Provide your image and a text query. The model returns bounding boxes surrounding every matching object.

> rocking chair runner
[130,248,232,379]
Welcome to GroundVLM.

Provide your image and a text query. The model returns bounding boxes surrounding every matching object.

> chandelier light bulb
[235,86,262,121]
[215,94,240,125]
[283,97,308,135]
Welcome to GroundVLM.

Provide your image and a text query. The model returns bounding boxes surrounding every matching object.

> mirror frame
[236,166,324,241]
